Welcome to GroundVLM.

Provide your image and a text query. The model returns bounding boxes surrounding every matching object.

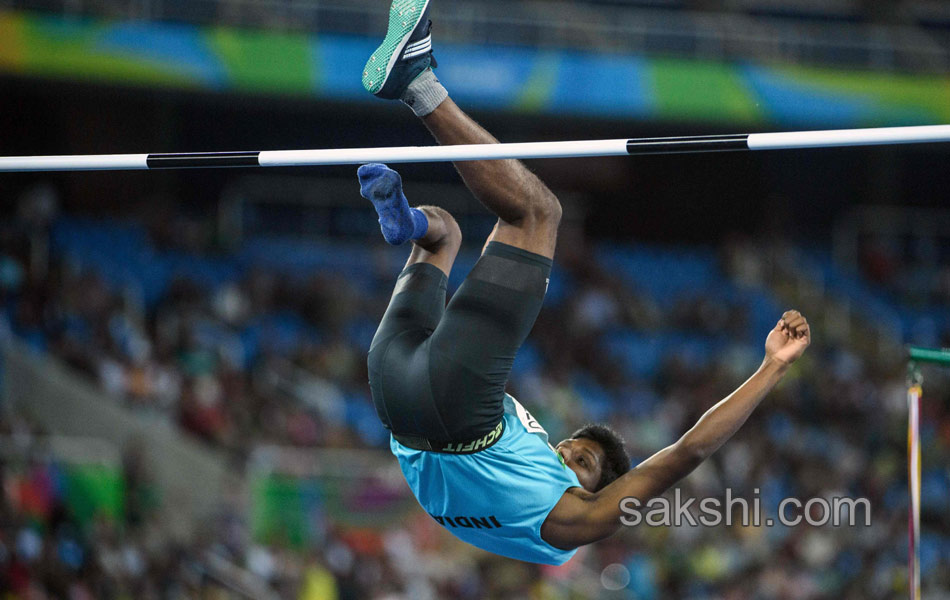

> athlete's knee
[523,190,562,230]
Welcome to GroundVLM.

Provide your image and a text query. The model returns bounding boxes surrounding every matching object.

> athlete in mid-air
[360,0,811,565]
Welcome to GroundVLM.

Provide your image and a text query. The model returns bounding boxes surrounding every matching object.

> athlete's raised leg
[419,97,562,258]
[360,162,465,439]
[362,0,557,442]
[361,0,561,258]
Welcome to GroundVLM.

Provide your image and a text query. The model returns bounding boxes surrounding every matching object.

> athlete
[360,0,811,565]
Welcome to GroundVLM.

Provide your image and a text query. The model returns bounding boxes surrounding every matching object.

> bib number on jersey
[512,397,546,435]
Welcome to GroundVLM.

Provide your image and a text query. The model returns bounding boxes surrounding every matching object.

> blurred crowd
[0,411,229,599]
[0,206,948,600]
[859,234,950,309]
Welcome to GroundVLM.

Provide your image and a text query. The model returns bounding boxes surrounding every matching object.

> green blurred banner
[250,472,415,550]
[1,9,949,127]
[63,463,124,525]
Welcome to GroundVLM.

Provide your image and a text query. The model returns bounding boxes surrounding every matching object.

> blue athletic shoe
[362,0,437,99]
[358,163,429,245]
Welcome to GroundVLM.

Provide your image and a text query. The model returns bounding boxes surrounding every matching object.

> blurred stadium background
[0,0,949,598]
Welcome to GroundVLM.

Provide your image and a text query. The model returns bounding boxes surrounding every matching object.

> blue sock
[358,163,429,245]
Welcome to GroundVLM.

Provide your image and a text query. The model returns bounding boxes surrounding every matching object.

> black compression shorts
[367,241,552,442]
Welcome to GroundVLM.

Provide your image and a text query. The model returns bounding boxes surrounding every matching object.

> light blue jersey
[391,395,581,565]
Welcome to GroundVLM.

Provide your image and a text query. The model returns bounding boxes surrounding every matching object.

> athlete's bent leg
[361,165,463,438]
[405,205,461,277]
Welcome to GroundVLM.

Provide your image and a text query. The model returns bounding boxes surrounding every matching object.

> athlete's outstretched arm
[542,311,811,549]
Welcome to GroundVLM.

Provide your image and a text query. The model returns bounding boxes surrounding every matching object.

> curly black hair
[570,423,631,491]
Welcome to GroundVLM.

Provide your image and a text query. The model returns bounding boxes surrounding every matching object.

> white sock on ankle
[401,69,448,117]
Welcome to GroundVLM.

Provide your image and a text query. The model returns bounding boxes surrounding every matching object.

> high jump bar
[1,124,949,172]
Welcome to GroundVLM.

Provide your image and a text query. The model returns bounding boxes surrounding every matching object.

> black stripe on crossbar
[146,152,261,169]
[626,134,749,155]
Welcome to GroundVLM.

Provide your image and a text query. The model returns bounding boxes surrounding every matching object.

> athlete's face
[555,438,604,493]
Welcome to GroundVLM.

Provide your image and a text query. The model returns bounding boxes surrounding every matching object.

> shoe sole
[362,0,431,95]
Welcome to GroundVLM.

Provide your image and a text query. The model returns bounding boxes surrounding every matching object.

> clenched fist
[765,310,811,365]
